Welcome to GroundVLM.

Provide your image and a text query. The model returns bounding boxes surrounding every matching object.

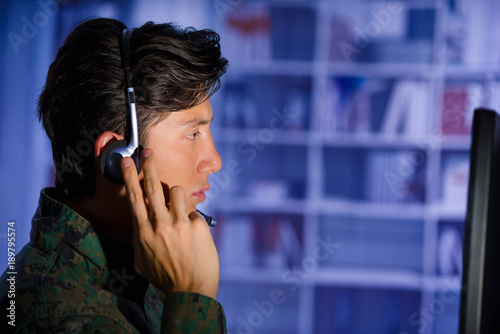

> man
[0,17,228,333]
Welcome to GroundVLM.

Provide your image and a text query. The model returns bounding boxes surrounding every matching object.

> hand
[120,148,220,299]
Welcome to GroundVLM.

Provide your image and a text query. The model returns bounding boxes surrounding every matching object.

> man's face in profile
[144,99,222,214]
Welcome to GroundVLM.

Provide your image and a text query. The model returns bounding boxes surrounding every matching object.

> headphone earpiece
[100,140,142,184]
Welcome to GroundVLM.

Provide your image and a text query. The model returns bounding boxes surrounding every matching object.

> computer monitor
[459,108,500,333]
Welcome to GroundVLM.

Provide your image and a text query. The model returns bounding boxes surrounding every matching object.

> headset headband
[122,28,136,88]
[100,27,141,184]
[120,27,139,153]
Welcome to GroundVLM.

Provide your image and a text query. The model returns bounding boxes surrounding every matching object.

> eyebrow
[179,116,213,128]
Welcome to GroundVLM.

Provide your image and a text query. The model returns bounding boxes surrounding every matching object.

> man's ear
[94,131,124,158]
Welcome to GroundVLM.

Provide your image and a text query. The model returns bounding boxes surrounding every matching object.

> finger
[169,186,187,222]
[188,210,211,229]
[121,156,149,230]
[140,148,168,215]
[188,210,204,221]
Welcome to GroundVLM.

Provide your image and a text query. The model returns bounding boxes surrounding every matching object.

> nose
[197,134,222,175]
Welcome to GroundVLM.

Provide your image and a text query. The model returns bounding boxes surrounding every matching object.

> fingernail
[142,149,152,158]
[121,158,132,167]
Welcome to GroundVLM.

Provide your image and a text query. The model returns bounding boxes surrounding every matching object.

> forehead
[168,99,213,128]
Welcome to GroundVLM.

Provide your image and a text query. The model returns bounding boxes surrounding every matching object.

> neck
[64,183,133,245]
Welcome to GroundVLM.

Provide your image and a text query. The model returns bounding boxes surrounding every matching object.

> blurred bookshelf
[200,0,500,333]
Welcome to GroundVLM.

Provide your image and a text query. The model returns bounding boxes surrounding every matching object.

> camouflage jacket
[0,188,226,333]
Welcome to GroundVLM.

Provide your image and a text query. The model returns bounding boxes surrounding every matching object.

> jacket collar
[31,187,110,281]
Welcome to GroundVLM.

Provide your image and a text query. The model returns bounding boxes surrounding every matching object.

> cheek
[156,156,176,184]
[153,147,196,184]
[146,146,175,184]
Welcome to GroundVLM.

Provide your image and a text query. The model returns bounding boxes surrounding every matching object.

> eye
[186,131,201,139]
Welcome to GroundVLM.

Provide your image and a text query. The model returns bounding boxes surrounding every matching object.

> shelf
[423,275,462,291]
[320,133,437,149]
[226,60,443,78]
[444,64,500,78]
[324,62,442,78]
[220,267,292,284]
[209,197,429,218]
[311,268,423,290]
[439,135,472,151]
[213,127,312,146]
[213,197,307,215]
[429,204,467,221]
[215,129,454,150]
[220,267,450,291]
[316,199,426,219]
[227,60,315,76]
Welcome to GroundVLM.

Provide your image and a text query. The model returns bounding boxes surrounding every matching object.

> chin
[186,202,197,215]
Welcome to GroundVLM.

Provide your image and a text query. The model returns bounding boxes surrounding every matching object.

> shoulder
[2,313,139,334]
[0,244,135,333]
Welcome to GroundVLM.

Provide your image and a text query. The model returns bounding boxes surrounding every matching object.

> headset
[100,28,141,184]
[99,27,217,227]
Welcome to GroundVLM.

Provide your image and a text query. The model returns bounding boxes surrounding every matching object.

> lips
[193,185,210,202]
[193,191,206,201]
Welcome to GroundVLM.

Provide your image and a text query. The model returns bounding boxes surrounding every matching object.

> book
[381,80,429,137]
[222,2,271,63]
[441,84,479,135]
[441,155,469,210]
[367,149,426,204]
[218,216,254,268]
[437,223,463,276]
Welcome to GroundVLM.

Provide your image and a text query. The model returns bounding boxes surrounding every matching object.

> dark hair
[37,18,228,200]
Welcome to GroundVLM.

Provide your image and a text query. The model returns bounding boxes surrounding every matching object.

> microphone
[197,210,217,227]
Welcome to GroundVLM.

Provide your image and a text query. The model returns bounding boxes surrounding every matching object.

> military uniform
[0,188,226,333]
